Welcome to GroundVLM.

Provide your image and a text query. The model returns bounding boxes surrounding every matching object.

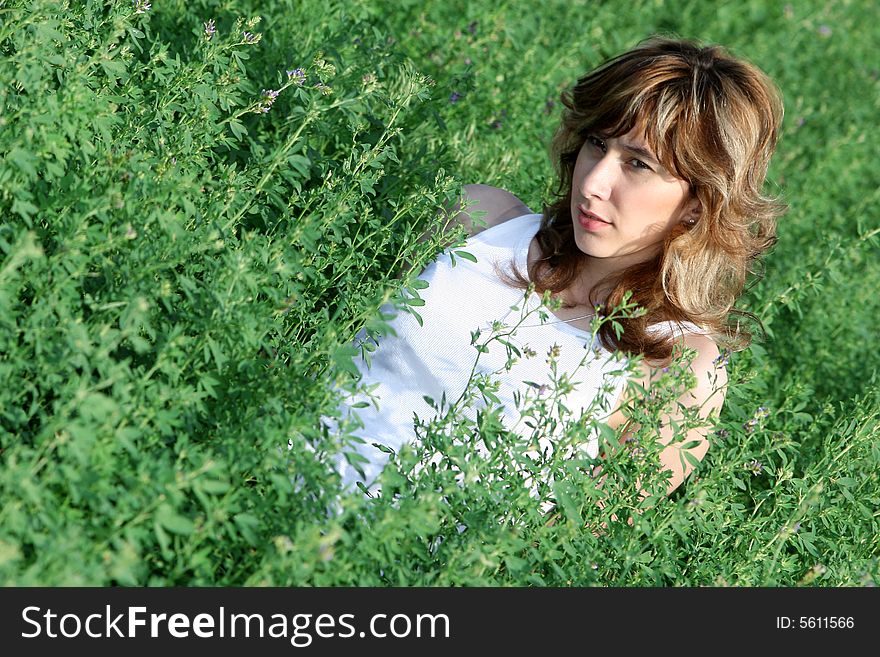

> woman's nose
[579,154,615,201]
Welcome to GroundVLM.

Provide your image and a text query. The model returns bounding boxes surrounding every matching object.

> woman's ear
[682,197,702,226]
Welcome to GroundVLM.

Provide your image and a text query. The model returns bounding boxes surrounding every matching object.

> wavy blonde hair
[497,36,786,363]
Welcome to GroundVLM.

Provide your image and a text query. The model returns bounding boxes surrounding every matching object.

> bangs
[585,86,692,181]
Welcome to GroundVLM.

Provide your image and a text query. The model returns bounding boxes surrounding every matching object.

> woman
[330,36,784,506]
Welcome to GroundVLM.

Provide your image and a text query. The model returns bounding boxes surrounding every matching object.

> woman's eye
[587,135,606,151]
[630,158,653,171]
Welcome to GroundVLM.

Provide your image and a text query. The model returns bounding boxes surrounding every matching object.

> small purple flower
[625,436,647,460]
[544,99,556,115]
[133,0,151,14]
[713,350,730,368]
[467,21,478,35]
[242,31,259,44]
[314,82,332,96]
[818,24,832,37]
[745,459,764,475]
[489,110,505,129]
[796,117,806,127]
[254,89,280,114]
[449,91,462,103]
[204,19,216,39]
[287,68,306,85]
[687,496,704,508]
[744,405,770,433]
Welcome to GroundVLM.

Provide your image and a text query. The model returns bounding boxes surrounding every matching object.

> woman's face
[569,124,697,264]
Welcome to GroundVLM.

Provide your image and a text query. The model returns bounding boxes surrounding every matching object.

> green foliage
[1,0,877,586]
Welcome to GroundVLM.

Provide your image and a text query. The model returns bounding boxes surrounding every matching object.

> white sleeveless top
[330,213,706,494]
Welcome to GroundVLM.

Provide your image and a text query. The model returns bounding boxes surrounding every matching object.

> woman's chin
[573,232,603,258]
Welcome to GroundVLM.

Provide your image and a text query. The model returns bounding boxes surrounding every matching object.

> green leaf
[199,479,231,495]
[331,343,361,377]
[287,154,311,177]
[234,513,260,545]
[206,337,227,370]
[153,521,172,558]
[799,533,820,558]
[8,148,37,177]
[229,119,247,140]
[156,505,195,535]
[683,451,702,469]
[496,339,521,357]
[636,551,654,564]
[552,481,583,525]
[11,198,39,221]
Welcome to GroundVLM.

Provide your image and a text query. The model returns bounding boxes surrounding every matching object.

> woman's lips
[577,207,611,231]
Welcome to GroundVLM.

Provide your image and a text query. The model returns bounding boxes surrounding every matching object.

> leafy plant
[1,0,877,586]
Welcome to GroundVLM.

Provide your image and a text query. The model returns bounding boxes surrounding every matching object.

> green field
[1,0,878,585]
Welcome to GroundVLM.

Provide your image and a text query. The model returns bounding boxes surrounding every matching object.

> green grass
[0,0,877,585]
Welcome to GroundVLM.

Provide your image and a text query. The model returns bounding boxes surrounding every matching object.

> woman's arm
[592,332,728,525]
[441,184,533,239]
[398,184,532,276]
[419,185,531,242]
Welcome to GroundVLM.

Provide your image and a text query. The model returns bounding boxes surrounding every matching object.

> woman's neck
[563,247,662,309]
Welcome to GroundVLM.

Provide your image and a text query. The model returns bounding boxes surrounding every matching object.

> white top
[330,212,707,494]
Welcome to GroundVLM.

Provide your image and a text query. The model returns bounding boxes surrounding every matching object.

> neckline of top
[511,214,595,340]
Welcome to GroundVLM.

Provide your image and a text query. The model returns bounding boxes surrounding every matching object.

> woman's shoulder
[455,184,533,237]
[606,329,727,431]
[678,331,727,386]
[651,330,727,415]
[646,322,725,382]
